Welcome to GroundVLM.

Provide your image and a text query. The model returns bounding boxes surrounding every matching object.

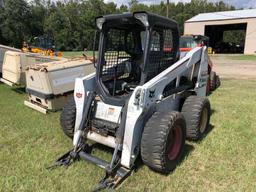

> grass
[63,52,256,61]
[62,51,93,58]
[1,79,256,191]
[229,55,256,61]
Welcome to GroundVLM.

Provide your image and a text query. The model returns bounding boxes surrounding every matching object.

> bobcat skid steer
[50,12,211,190]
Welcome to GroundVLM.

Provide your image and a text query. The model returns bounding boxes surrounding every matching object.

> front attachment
[92,166,132,191]
[46,144,92,170]
[48,144,132,191]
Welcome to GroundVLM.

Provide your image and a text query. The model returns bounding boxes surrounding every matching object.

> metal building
[184,9,256,54]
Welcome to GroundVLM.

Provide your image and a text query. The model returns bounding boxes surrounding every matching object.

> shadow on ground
[11,87,26,94]
[70,120,215,181]
[200,124,215,142]
[211,109,216,115]
[132,143,195,177]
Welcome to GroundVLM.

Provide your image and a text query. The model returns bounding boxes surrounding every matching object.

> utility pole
[167,0,169,18]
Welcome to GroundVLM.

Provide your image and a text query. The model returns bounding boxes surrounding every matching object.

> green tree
[119,4,128,13]
[0,0,31,48]
[44,2,70,50]
[0,3,6,44]
[129,0,138,8]
[29,0,47,38]
[0,0,239,50]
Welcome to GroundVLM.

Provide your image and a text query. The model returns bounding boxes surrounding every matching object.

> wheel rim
[199,107,208,133]
[167,125,182,161]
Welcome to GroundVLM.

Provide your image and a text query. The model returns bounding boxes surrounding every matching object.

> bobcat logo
[76,92,83,98]
[149,89,155,98]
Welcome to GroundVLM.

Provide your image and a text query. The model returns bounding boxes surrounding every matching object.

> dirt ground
[210,55,256,79]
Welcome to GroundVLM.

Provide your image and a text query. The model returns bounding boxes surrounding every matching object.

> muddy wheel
[141,111,186,173]
[181,96,211,141]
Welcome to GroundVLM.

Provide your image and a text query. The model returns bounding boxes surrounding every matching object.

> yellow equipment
[22,36,62,57]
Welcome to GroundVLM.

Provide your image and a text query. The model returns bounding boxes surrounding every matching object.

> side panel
[0,45,21,73]
[25,69,47,92]
[49,66,89,95]
[2,52,21,84]
[195,47,208,97]
[73,73,96,147]
[121,87,144,168]
[156,94,180,112]
[74,73,96,133]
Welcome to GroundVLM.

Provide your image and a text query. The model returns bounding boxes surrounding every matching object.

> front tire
[60,97,76,139]
[141,111,186,173]
[181,96,211,141]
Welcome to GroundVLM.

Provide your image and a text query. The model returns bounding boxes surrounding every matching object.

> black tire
[215,75,221,88]
[60,97,76,139]
[206,79,211,96]
[181,96,211,141]
[209,71,216,91]
[141,111,186,173]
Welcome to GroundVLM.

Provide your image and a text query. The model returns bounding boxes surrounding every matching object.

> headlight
[96,17,105,30]
[134,13,149,27]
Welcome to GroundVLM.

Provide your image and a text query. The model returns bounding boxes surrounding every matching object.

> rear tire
[181,96,211,141]
[206,79,211,95]
[209,71,216,91]
[215,75,221,88]
[141,111,186,173]
[60,97,76,139]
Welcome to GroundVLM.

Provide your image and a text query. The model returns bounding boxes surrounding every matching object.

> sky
[104,0,256,9]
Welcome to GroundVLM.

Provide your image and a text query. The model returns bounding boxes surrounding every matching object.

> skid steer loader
[49,12,211,190]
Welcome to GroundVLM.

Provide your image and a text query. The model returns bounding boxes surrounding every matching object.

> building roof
[186,9,256,22]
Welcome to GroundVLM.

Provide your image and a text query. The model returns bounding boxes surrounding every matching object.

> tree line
[0,0,235,51]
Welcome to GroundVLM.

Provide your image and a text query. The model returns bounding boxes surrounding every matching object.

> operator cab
[95,12,180,106]
[31,36,55,51]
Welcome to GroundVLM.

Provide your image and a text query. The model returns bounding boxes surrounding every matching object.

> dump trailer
[0,44,21,75]
[49,12,212,190]
[24,58,95,114]
[0,51,62,86]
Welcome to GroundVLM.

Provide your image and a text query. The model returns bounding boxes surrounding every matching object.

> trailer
[0,51,61,86]
[24,58,95,114]
[0,44,21,75]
